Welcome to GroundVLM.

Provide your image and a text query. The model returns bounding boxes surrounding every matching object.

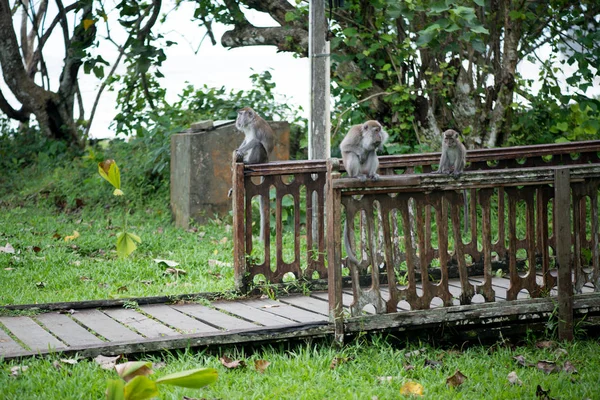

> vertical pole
[308,0,331,161]
[554,167,573,341]
[326,159,344,344]
[232,152,247,293]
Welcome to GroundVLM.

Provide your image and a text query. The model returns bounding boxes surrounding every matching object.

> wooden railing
[325,162,600,341]
[231,140,600,293]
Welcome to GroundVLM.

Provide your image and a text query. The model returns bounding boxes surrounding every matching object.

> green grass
[2,337,600,399]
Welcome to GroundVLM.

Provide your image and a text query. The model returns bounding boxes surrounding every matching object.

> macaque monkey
[340,120,388,265]
[235,107,275,241]
[434,129,466,177]
[235,107,275,164]
[433,129,469,233]
[340,120,389,182]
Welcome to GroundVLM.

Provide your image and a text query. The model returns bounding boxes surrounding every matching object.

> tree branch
[0,87,29,122]
[221,25,308,53]
[242,0,295,26]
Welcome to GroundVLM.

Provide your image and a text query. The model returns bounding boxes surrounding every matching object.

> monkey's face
[362,122,384,150]
[236,107,255,129]
[443,131,459,147]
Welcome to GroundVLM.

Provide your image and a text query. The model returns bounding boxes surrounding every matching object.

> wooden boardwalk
[0,276,596,360]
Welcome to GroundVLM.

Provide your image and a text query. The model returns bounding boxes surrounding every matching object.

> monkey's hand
[235,150,244,162]
[452,171,462,179]
[358,175,367,183]
[369,173,380,181]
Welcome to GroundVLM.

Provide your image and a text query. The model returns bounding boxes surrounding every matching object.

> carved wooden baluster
[525,190,540,297]
[507,189,519,301]
[450,191,475,304]
[478,189,496,302]
[400,197,418,309]
[434,195,453,306]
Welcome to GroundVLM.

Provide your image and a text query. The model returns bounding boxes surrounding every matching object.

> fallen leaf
[10,366,28,377]
[32,246,41,253]
[262,304,280,309]
[536,384,555,400]
[186,227,198,233]
[513,355,532,367]
[198,232,206,238]
[94,354,121,370]
[563,361,578,374]
[0,243,15,254]
[208,259,231,268]
[52,361,62,370]
[255,359,270,373]
[80,276,92,281]
[219,356,245,369]
[400,381,423,396]
[554,348,568,357]
[153,259,180,268]
[117,286,128,293]
[75,198,84,208]
[424,359,442,369]
[64,231,80,242]
[330,356,352,370]
[59,309,76,315]
[141,280,153,285]
[72,260,81,267]
[446,369,467,388]
[536,360,560,375]
[157,227,164,234]
[219,237,228,244]
[536,340,556,349]
[52,233,62,240]
[60,358,79,365]
[404,348,426,359]
[35,281,46,288]
[377,376,393,384]
[403,364,415,371]
[164,267,187,276]
[4,267,14,271]
[507,371,522,386]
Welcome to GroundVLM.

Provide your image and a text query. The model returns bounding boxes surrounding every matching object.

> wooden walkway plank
[139,305,220,334]
[279,294,330,316]
[35,313,104,347]
[311,291,375,313]
[72,310,143,342]
[212,301,296,326]
[171,303,259,330]
[0,325,25,356]
[103,308,178,338]
[0,316,66,352]
[239,298,328,323]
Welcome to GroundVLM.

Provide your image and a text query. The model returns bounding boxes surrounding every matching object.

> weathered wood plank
[555,168,574,341]
[139,305,219,334]
[279,294,330,316]
[72,310,143,341]
[240,298,327,323]
[0,316,66,352]
[171,303,259,330]
[103,308,178,338]
[36,313,104,346]
[212,301,295,326]
[0,325,25,355]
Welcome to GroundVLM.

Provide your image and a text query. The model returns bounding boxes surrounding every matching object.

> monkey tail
[343,220,361,266]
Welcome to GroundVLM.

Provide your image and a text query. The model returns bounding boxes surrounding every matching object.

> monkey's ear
[362,123,369,131]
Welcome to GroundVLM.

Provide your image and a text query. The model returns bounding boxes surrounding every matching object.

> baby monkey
[434,129,466,177]
[340,120,389,182]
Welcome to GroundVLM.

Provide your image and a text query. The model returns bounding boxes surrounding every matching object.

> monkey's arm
[434,151,448,174]
[236,138,263,160]
[378,130,389,152]
[453,149,466,177]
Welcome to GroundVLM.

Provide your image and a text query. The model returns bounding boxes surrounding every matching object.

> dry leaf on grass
[219,356,246,369]
[536,385,556,400]
[536,360,561,375]
[400,381,423,396]
[330,356,353,370]
[507,371,522,386]
[376,376,393,384]
[446,369,467,388]
[535,340,556,349]
[64,231,80,242]
[404,348,426,359]
[94,354,121,370]
[562,361,578,374]
[10,366,28,377]
[0,243,15,254]
[255,360,270,373]
[424,359,443,369]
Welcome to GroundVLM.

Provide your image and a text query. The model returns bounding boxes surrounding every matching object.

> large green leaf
[156,367,218,389]
[124,376,159,400]
[98,160,121,191]
[105,379,125,400]
[116,232,142,258]
[115,361,153,382]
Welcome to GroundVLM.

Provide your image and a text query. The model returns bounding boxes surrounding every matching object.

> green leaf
[115,361,153,381]
[106,379,125,400]
[123,376,159,400]
[284,11,296,22]
[156,368,218,389]
[98,160,121,190]
[473,0,485,5]
[116,232,142,258]
[470,25,489,34]
[555,122,569,131]
[430,0,449,13]
[342,27,358,37]
[356,80,373,90]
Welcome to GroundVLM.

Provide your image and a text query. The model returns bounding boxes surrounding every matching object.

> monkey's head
[361,120,386,150]
[442,129,460,148]
[236,107,257,129]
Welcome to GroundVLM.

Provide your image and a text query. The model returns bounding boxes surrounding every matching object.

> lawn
[2,141,600,399]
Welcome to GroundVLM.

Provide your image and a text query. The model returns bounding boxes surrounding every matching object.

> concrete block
[170,120,290,228]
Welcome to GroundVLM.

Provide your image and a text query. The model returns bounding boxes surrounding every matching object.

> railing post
[326,158,344,344]
[554,167,573,341]
[232,152,248,293]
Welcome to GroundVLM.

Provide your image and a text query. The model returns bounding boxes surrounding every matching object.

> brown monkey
[235,107,275,164]
[340,121,388,266]
[433,129,469,233]
[235,107,275,241]
[434,129,466,177]
[340,120,389,182]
